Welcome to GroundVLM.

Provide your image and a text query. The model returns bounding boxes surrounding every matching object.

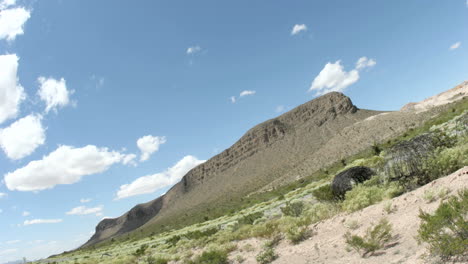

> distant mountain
[83,82,467,247]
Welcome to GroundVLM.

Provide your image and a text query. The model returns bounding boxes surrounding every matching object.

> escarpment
[84,91,437,247]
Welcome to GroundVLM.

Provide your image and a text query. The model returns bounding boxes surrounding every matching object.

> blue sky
[0,0,467,261]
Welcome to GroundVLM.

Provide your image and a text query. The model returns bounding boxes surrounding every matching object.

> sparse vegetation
[418,189,468,262]
[344,218,394,257]
[35,102,468,264]
[280,201,304,217]
[286,226,311,244]
[190,249,228,264]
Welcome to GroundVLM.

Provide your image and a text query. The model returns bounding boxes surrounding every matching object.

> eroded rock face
[83,92,362,247]
[331,166,375,198]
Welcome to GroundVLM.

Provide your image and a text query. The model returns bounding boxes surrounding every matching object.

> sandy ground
[229,167,468,264]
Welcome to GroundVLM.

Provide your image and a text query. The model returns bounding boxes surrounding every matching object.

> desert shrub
[344,219,360,230]
[418,189,468,261]
[312,184,335,202]
[424,141,468,180]
[132,244,149,257]
[306,202,341,223]
[344,218,394,257]
[190,249,228,264]
[256,247,277,264]
[184,227,219,240]
[238,211,263,225]
[342,185,385,212]
[280,201,304,217]
[286,226,311,244]
[422,189,436,203]
[256,237,280,264]
[146,256,168,264]
[166,235,181,246]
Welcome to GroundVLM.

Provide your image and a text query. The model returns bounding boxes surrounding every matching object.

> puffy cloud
[37,77,73,113]
[66,205,103,216]
[22,211,30,216]
[309,57,376,95]
[0,54,26,125]
[239,90,256,97]
[449,41,461,50]
[122,153,137,165]
[230,96,236,104]
[4,145,129,191]
[0,114,45,160]
[186,46,201,54]
[137,135,166,162]
[80,198,91,203]
[115,155,205,199]
[0,0,16,10]
[0,4,30,41]
[23,219,62,226]
[355,56,376,70]
[291,24,307,35]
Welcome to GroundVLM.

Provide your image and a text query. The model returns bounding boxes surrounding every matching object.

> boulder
[331,166,375,198]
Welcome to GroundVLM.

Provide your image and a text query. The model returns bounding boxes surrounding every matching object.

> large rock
[331,166,375,198]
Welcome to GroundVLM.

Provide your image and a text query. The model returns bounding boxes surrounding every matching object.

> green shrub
[312,184,335,202]
[280,201,304,217]
[132,244,149,257]
[184,227,219,240]
[256,239,280,264]
[286,226,311,244]
[417,189,468,261]
[166,235,181,246]
[342,185,385,212]
[238,212,263,225]
[344,218,394,257]
[190,249,228,264]
[146,256,168,264]
[256,247,277,264]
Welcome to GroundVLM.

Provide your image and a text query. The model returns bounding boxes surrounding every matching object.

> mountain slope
[83,87,461,247]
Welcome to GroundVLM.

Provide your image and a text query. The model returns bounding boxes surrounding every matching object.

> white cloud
[230,96,236,104]
[186,46,201,54]
[0,192,6,198]
[239,90,256,97]
[309,57,376,95]
[22,211,30,216]
[0,114,45,160]
[449,41,461,50]
[80,198,91,203]
[23,219,62,226]
[0,54,26,125]
[6,240,20,244]
[116,155,205,199]
[66,205,103,216]
[122,153,137,165]
[355,56,376,70]
[291,24,307,35]
[137,135,166,162]
[37,77,73,113]
[0,5,30,41]
[0,0,16,10]
[4,145,129,191]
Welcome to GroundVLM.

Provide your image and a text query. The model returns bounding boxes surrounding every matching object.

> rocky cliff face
[83,91,434,247]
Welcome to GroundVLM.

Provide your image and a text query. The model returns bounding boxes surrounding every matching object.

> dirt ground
[229,167,468,264]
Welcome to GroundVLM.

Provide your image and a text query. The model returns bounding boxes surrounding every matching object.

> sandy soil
[229,167,468,264]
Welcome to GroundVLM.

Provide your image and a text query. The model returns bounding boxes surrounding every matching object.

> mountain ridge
[83,83,467,247]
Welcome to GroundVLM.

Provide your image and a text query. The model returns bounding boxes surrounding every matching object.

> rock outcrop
[84,90,440,247]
